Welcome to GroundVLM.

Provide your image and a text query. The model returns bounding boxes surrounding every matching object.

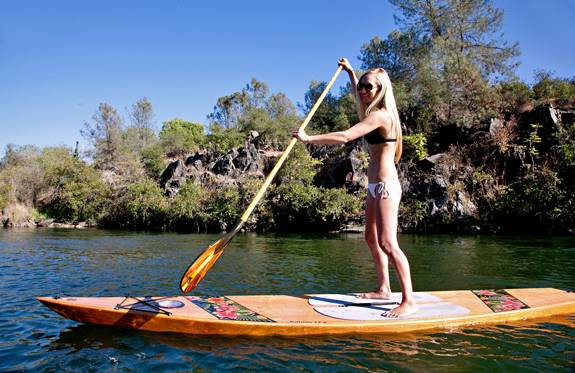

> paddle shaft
[240,66,343,222]
[180,66,343,293]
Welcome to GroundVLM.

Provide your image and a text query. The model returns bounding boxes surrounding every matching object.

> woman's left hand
[292,128,309,143]
[338,58,353,73]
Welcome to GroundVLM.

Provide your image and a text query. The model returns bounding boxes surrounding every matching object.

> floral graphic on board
[186,296,274,322]
[472,289,530,313]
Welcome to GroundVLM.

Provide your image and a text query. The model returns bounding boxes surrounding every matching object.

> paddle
[180,66,343,293]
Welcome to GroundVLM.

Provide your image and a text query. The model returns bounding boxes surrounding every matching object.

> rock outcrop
[159,131,268,196]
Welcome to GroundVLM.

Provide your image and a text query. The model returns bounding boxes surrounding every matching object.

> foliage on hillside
[1,0,574,234]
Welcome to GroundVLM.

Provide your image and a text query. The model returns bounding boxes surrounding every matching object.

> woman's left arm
[338,58,358,93]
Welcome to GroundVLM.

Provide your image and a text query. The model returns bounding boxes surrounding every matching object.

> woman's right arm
[292,110,389,145]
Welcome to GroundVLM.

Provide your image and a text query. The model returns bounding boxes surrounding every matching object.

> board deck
[37,288,575,336]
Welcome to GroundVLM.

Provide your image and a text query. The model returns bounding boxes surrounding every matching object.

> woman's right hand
[292,128,310,143]
[338,58,353,73]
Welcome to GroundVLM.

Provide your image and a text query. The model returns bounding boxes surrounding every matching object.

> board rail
[37,288,575,336]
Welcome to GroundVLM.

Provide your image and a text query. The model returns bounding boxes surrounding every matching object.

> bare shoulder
[365,109,392,127]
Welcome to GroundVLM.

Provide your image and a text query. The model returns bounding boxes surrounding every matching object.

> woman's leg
[360,195,391,299]
[375,184,418,317]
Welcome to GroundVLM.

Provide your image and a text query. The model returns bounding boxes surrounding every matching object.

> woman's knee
[378,238,399,256]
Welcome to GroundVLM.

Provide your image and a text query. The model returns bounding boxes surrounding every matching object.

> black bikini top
[363,128,397,144]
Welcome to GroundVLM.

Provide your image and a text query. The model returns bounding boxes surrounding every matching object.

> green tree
[205,123,244,153]
[208,78,299,147]
[239,92,299,146]
[388,0,519,79]
[208,78,268,130]
[495,79,533,114]
[360,0,519,131]
[359,31,422,82]
[494,168,568,234]
[82,103,124,169]
[159,118,206,156]
[0,145,43,207]
[555,121,575,167]
[302,81,353,134]
[125,97,157,152]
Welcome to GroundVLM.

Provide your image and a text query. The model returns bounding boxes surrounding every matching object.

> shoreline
[3,222,574,237]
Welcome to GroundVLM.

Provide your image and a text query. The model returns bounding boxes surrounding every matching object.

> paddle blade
[180,234,231,293]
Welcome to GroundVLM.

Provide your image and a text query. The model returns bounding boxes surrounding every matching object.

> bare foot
[357,290,392,299]
[382,301,418,318]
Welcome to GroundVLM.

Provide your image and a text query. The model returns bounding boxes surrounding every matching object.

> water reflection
[0,229,574,371]
[46,316,574,372]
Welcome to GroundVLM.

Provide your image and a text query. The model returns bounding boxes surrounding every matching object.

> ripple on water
[0,230,574,371]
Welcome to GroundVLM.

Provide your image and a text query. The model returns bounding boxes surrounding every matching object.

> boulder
[559,110,575,125]
[315,144,368,192]
[417,153,447,171]
[454,191,477,218]
[518,104,565,150]
[160,159,187,196]
[233,143,264,174]
[211,152,237,176]
[185,150,211,170]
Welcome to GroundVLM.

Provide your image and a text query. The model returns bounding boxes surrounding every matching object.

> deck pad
[314,301,470,321]
[472,289,530,312]
[308,292,442,307]
[186,296,274,322]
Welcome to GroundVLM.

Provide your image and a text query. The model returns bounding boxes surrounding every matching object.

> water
[0,229,573,372]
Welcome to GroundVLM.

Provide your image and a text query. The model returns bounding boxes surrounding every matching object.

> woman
[292,58,417,317]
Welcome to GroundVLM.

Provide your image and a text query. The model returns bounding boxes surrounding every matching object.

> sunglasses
[357,82,377,91]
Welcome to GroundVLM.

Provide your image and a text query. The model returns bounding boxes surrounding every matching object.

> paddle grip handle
[240,66,343,222]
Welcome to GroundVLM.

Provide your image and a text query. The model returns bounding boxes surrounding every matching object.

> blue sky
[1,0,574,153]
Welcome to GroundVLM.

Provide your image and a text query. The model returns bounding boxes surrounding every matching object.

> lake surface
[0,229,574,372]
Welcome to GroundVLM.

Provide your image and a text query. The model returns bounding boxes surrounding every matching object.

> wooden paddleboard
[37,288,575,336]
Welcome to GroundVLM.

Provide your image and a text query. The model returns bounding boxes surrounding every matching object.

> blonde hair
[355,68,402,163]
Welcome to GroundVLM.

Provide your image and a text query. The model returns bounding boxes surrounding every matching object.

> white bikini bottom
[367,181,401,199]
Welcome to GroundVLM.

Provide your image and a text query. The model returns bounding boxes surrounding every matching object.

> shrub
[494,168,567,233]
[168,180,206,231]
[315,187,363,229]
[496,80,534,114]
[122,179,167,228]
[555,122,575,167]
[276,143,322,185]
[44,160,109,223]
[399,199,428,231]
[204,185,241,231]
[206,124,244,154]
[272,183,362,231]
[532,71,575,103]
[403,133,428,161]
[236,175,273,230]
[140,143,166,178]
[0,182,7,211]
